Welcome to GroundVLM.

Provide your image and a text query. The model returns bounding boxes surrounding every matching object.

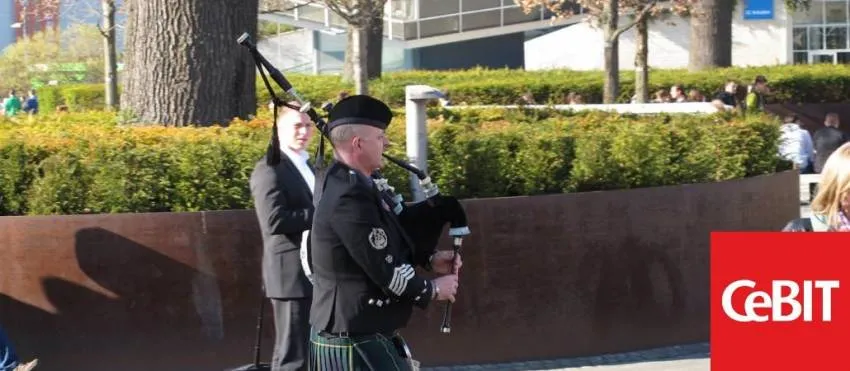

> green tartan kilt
[308,328,414,371]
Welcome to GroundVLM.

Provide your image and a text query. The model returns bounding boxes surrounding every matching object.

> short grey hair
[330,124,370,145]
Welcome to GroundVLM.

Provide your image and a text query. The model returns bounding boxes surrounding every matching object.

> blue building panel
[0,1,16,52]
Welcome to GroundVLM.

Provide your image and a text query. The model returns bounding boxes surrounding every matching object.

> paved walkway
[424,343,709,371]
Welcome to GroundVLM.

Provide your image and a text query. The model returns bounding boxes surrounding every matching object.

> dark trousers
[271,298,311,371]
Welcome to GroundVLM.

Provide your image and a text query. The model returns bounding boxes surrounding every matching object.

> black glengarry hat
[327,95,393,132]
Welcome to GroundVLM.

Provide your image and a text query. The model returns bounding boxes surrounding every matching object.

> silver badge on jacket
[369,227,388,250]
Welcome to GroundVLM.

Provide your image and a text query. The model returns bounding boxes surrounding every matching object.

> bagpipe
[236,33,471,335]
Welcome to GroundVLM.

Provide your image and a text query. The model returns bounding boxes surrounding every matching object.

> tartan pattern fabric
[308,328,412,371]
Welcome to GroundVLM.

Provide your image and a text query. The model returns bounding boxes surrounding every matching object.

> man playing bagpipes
[305,95,466,370]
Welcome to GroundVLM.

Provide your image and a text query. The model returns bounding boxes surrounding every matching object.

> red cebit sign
[711,232,850,371]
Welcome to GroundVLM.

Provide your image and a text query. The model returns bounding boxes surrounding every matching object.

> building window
[825,26,848,48]
[462,0,501,11]
[810,53,835,63]
[791,0,850,64]
[825,1,848,23]
[793,2,825,24]
[793,27,808,49]
[386,20,409,39]
[419,16,460,37]
[810,26,825,49]
[419,0,460,19]
[387,0,416,21]
[503,7,539,24]
[462,9,502,30]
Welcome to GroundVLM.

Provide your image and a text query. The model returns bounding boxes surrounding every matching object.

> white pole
[404,85,448,201]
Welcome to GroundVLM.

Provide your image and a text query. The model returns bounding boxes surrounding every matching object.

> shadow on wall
[584,236,687,336]
[1,225,273,371]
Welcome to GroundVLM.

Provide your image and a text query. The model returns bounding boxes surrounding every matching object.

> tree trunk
[103,0,119,110]
[342,24,355,82]
[634,16,649,103]
[122,0,258,126]
[366,13,383,79]
[352,26,369,95]
[688,0,734,71]
[602,0,620,104]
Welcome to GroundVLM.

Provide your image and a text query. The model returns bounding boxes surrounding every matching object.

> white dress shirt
[282,146,315,195]
[282,146,315,281]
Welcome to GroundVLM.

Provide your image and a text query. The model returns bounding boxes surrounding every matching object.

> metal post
[277,22,281,62]
[21,0,28,39]
[404,85,448,202]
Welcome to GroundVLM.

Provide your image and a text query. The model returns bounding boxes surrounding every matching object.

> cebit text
[721,279,839,322]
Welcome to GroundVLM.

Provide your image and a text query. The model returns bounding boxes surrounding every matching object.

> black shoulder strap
[377,193,419,261]
[313,135,327,208]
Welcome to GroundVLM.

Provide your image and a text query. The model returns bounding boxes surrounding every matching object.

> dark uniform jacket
[250,154,314,300]
[309,161,437,335]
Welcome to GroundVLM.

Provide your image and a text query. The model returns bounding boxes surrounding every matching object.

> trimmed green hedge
[370,64,850,106]
[37,64,850,112]
[0,109,786,216]
[35,84,123,113]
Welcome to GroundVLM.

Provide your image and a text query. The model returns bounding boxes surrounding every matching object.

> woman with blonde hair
[784,142,850,231]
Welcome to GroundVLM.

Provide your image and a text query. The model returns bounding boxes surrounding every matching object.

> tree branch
[324,0,359,24]
[609,0,656,41]
[259,0,318,14]
[784,0,811,12]
[580,1,603,15]
[97,22,108,38]
[324,0,386,27]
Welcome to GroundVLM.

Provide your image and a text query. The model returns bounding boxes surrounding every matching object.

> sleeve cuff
[411,278,433,309]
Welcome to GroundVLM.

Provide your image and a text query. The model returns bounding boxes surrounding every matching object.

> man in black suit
[813,113,849,173]
[250,103,316,371]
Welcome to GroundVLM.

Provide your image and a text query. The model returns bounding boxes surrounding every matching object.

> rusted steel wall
[0,171,799,370]
[766,103,850,135]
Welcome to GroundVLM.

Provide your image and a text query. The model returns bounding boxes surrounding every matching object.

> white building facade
[525,0,849,70]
